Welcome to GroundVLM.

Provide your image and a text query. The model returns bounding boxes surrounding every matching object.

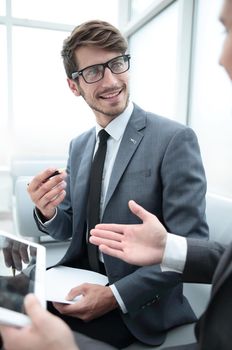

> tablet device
[0,230,46,327]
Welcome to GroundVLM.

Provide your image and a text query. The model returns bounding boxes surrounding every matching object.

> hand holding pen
[27,168,67,222]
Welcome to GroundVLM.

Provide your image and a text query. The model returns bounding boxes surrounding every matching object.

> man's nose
[102,67,117,84]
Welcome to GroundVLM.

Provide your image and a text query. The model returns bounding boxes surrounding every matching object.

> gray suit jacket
[36,103,208,346]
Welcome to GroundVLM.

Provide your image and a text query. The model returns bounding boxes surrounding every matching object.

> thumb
[66,285,83,301]
[128,200,151,222]
[24,293,44,321]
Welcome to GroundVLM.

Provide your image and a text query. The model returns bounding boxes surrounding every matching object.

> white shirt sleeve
[34,207,57,225]
[161,233,187,273]
[109,284,128,314]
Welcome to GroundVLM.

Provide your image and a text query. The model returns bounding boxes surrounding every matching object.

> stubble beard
[79,85,130,118]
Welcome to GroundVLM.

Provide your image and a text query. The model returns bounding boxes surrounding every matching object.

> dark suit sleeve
[183,239,226,283]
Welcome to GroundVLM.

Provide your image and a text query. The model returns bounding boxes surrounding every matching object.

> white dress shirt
[161,233,187,273]
[95,101,134,217]
[94,101,133,313]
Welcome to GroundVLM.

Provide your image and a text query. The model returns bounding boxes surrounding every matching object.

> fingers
[23,293,49,328]
[98,244,124,259]
[39,186,66,209]
[0,324,21,340]
[2,247,14,268]
[29,246,37,257]
[28,168,67,201]
[3,241,32,271]
[24,294,42,319]
[24,293,57,329]
[28,168,66,192]
[94,201,152,233]
[89,234,122,249]
[66,285,83,301]
[2,241,25,270]
[12,242,29,270]
[90,228,122,241]
[31,178,66,206]
[24,294,63,336]
[94,223,125,232]
[11,242,24,270]
[128,200,151,222]
[27,168,67,218]
[18,243,30,264]
[53,301,79,315]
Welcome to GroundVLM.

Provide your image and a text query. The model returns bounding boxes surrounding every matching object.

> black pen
[43,169,65,183]
[27,169,65,187]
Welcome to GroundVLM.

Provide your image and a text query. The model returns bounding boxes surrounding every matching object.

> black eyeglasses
[71,54,131,84]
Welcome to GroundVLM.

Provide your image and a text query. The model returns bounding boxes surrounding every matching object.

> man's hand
[27,168,67,220]
[2,239,37,272]
[0,294,78,350]
[53,284,118,322]
[89,200,168,266]
[2,240,29,271]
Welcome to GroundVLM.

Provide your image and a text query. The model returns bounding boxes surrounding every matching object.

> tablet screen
[0,231,46,326]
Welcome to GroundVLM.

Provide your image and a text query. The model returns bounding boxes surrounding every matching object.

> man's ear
[67,78,81,96]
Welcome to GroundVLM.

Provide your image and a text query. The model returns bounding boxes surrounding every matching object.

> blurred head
[219,0,232,79]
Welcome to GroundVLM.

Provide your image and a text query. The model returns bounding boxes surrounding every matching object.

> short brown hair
[61,20,128,79]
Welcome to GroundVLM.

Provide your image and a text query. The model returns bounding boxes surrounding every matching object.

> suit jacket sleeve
[183,239,226,283]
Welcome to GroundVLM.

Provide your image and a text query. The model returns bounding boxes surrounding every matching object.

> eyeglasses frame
[71,54,131,84]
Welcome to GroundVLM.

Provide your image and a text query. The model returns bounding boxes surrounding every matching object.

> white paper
[45,265,109,304]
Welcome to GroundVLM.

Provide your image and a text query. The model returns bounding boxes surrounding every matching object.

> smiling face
[68,46,130,127]
[219,0,232,80]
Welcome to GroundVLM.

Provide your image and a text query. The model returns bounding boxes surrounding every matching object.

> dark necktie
[87,129,110,272]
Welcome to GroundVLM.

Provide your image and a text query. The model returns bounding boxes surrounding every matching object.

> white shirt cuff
[109,284,127,314]
[35,207,57,225]
[161,233,187,273]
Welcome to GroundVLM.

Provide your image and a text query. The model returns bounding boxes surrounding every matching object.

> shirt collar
[95,101,134,141]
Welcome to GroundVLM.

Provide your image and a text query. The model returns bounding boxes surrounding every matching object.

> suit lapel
[103,106,146,211]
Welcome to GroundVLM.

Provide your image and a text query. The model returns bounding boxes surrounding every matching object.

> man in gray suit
[27,19,208,348]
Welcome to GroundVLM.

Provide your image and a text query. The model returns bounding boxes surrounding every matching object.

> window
[0,0,119,167]
[189,0,232,196]
[0,25,8,165]
[130,0,157,20]
[12,0,118,26]
[0,0,5,15]
[125,0,232,199]
[129,1,179,119]
[11,26,94,159]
